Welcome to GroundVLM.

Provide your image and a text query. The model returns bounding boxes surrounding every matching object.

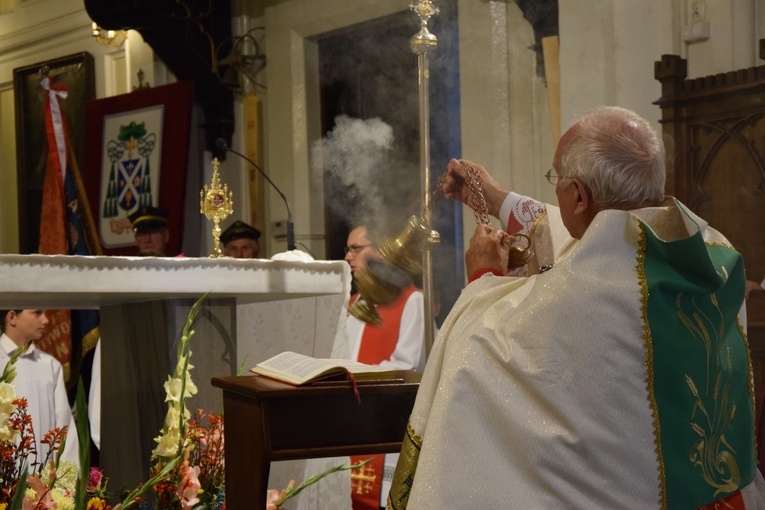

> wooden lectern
[212,371,421,510]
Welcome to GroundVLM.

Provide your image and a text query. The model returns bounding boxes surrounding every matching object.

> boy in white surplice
[0,309,79,468]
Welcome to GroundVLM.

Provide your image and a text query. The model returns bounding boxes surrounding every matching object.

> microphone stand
[216,140,296,251]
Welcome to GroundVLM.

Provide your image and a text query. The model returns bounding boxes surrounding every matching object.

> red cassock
[350,285,418,510]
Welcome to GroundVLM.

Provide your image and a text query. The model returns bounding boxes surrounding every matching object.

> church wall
[684,0,762,78]
[557,0,764,136]
[456,0,554,242]
[462,0,765,254]
[558,1,675,138]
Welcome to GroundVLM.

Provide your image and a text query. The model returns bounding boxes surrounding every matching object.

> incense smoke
[312,115,411,230]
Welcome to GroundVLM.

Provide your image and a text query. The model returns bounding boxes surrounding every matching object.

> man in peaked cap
[221,220,261,259]
[129,206,170,256]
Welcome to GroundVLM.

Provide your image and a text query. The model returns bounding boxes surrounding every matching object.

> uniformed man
[128,206,170,256]
[221,220,261,259]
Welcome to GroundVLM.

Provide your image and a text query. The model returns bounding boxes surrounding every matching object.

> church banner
[84,81,193,256]
[98,106,164,248]
[13,52,95,255]
[13,53,101,386]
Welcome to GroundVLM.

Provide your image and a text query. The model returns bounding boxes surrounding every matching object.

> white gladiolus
[0,367,18,442]
[151,294,206,461]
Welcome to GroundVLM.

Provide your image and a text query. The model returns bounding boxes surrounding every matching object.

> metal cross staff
[410,0,440,356]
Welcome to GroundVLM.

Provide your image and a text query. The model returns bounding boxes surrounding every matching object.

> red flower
[87,467,105,493]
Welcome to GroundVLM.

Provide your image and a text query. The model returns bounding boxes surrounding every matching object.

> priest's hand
[442,158,509,219]
[465,224,513,279]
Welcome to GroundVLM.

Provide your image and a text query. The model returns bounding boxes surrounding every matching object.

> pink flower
[176,461,202,510]
[22,475,55,510]
[266,489,285,510]
[46,466,57,486]
[88,467,105,492]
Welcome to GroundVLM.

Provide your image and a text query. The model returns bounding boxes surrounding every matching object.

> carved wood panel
[688,113,765,283]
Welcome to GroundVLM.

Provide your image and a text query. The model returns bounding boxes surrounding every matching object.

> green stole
[641,217,755,507]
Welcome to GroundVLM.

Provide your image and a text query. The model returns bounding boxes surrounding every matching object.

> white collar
[0,333,36,358]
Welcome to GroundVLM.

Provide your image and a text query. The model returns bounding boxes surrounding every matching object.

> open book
[250,351,396,386]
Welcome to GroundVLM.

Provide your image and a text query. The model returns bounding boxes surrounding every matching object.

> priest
[345,223,426,510]
[388,107,765,509]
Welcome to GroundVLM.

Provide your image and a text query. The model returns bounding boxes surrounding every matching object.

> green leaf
[236,354,249,376]
[74,378,92,510]
[277,459,372,506]
[9,469,28,510]
[1,344,24,383]
[119,456,180,510]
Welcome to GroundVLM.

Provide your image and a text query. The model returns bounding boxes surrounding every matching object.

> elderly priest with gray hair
[388,106,765,509]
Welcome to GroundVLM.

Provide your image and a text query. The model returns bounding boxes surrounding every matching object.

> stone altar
[0,254,352,494]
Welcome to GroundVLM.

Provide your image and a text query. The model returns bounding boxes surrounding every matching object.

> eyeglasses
[344,244,371,254]
[544,168,560,184]
[546,169,593,197]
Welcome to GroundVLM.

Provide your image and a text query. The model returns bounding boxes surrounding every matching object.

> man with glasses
[343,225,375,278]
[388,106,765,508]
[344,224,426,510]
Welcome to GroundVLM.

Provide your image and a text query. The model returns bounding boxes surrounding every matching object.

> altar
[0,253,352,494]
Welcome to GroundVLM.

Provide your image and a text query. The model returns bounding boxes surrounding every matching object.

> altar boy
[0,309,79,467]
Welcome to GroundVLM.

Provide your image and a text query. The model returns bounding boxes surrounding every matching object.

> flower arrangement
[84,466,110,509]
[0,344,83,510]
[148,294,227,510]
[0,340,174,510]
[0,295,366,510]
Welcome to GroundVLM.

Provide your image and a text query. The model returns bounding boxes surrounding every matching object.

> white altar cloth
[0,254,349,309]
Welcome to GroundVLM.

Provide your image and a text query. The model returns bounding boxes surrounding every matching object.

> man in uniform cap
[129,206,170,256]
[221,220,261,259]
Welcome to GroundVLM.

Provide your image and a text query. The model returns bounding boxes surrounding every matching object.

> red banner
[37,75,74,375]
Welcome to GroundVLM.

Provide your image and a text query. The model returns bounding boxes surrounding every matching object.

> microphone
[215,138,296,251]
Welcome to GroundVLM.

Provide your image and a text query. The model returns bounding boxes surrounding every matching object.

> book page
[322,358,389,374]
[256,351,335,381]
